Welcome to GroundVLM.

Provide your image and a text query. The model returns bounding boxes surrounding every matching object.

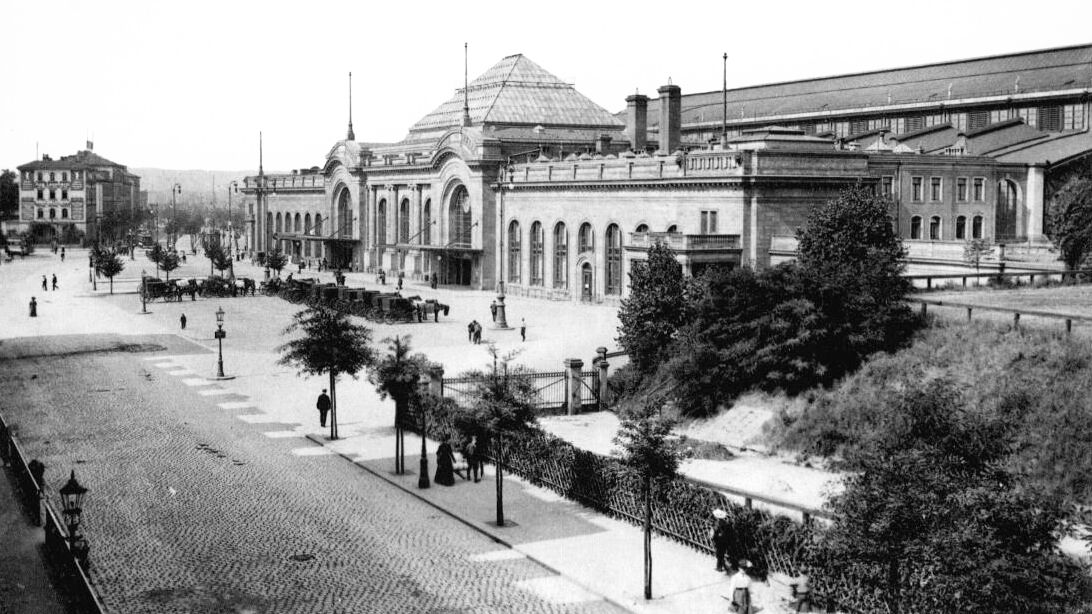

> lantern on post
[59,470,90,566]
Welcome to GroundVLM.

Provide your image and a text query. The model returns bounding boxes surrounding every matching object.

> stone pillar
[564,358,584,415]
[595,347,609,411]
[428,364,444,397]
[1025,165,1045,242]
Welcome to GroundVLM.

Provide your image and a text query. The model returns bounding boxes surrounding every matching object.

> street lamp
[214,306,227,379]
[227,181,239,276]
[171,184,182,249]
[59,470,90,567]
[417,371,432,489]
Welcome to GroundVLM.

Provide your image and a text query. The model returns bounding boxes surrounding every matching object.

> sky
[2,0,1090,173]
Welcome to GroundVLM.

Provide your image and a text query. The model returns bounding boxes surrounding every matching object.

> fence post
[920,302,927,317]
[1013,312,1020,330]
[428,365,444,398]
[596,347,609,411]
[967,307,972,321]
[1067,319,1073,335]
[564,358,584,415]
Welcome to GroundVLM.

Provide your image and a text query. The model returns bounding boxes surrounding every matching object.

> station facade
[240,45,1091,302]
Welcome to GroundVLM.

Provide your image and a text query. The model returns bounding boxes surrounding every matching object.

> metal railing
[1,413,42,525]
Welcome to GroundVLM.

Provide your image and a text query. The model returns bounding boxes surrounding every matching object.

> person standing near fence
[710,508,731,572]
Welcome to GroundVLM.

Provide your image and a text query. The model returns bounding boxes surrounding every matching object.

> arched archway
[996,179,1019,240]
[440,184,474,286]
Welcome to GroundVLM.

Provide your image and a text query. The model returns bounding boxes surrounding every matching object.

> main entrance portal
[441,255,473,286]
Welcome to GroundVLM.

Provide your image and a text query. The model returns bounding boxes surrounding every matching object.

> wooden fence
[907,266,1092,291]
[909,297,1092,335]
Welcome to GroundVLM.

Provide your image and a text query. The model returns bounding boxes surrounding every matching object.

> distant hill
[132,168,288,208]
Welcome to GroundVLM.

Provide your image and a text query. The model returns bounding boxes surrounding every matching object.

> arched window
[972,215,984,239]
[336,189,352,239]
[635,223,649,233]
[399,198,410,243]
[955,216,967,240]
[49,208,56,219]
[449,185,472,247]
[422,199,431,245]
[61,208,68,219]
[910,216,922,240]
[275,212,282,233]
[304,214,311,235]
[553,222,568,289]
[666,224,678,233]
[508,220,521,283]
[578,222,594,253]
[36,209,43,219]
[530,221,544,286]
[294,213,301,233]
[314,214,322,235]
[929,216,942,240]
[605,224,623,295]
[377,199,387,245]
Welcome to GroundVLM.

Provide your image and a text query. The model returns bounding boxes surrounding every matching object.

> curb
[304,432,638,614]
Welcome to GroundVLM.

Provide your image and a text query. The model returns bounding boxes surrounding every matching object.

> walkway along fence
[0,411,107,614]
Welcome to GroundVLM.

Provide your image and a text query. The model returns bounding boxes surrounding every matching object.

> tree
[266,249,289,277]
[96,252,125,295]
[1047,175,1092,271]
[459,345,538,526]
[815,379,1087,614]
[160,251,180,281]
[369,336,429,475]
[962,238,992,271]
[277,306,376,440]
[0,170,18,219]
[147,243,165,277]
[613,396,682,600]
[617,241,693,373]
[205,241,231,277]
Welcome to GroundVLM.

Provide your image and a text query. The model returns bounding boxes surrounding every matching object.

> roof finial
[259,131,264,177]
[462,43,471,127]
[347,72,355,141]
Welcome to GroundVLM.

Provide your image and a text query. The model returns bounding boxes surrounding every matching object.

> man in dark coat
[490,300,498,322]
[711,508,732,572]
[316,389,332,428]
[180,313,187,330]
[29,297,37,317]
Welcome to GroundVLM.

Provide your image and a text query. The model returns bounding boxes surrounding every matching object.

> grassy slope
[765,317,1092,506]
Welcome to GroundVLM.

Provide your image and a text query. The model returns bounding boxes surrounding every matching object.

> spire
[259,131,264,177]
[722,53,728,143]
[347,71,356,141]
[461,42,471,128]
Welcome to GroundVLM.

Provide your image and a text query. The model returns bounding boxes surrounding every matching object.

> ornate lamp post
[59,471,90,567]
[170,184,182,249]
[417,371,431,489]
[214,306,228,379]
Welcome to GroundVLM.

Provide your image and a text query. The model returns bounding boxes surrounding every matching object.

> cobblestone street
[0,333,623,614]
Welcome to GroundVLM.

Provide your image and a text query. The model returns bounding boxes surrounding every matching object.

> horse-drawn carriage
[141,278,184,302]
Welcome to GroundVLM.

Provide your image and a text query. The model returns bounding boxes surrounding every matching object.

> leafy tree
[617,241,693,373]
[277,306,376,440]
[459,345,538,526]
[266,249,289,277]
[160,251,180,281]
[613,397,682,600]
[1047,175,1092,271]
[815,379,1088,614]
[0,169,18,219]
[369,336,429,475]
[962,238,993,271]
[96,252,125,295]
[205,242,232,277]
[147,243,165,277]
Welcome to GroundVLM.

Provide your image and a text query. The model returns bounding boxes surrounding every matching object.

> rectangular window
[37,189,43,200]
[36,172,42,182]
[950,113,967,132]
[973,177,985,202]
[49,189,56,201]
[911,177,923,202]
[1038,105,1062,131]
[700,210,718,234]
[957,177,968,202]
[849,119,868,135]
[62,172,67,182]
[881,176,894,197]
[904,116,925,133]
[968,111,990,130]
[61,189,68,200]
[930,177,942,201]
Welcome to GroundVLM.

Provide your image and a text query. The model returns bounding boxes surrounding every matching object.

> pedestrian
[60,247,65,261]
[29,296,37,317]
[180,313,187,329]
[51,274,58,291]
[467,321,474,342]
[379,269,386,285]
[474,320,483,344]
[490,300,497,322]
[430,272,438,289]
[520,318,527,342]
[397,272,404,291]
[710,508,731,572]
[465,435,483,482]
[298,262,303,274]
[182,252,187,263]
[322,257,328,271]
[434,434,457,487]
[316,388,332,428]
[42,275,47,291]
[727,560,755,614]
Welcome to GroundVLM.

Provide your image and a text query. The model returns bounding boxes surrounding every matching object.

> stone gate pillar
[428,364,445,397]
[564,358,584,415]
[595,347,609,411]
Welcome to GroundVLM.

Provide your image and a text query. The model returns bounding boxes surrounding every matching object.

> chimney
[658,83,681,153]
[625,93,649,151]
[596,134,613,155]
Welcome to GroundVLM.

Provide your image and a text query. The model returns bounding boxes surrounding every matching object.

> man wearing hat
[316,388,332,428]
[710,508,731,572]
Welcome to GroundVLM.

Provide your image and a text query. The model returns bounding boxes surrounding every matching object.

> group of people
[41,274,58,291]
[467,320,483,344]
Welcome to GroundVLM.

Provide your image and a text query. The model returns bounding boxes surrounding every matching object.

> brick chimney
[625,93,649,151]
[658,83,682,153]
[596,134,613,155]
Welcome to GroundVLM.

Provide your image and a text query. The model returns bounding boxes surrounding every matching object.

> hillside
[133,168,288,207]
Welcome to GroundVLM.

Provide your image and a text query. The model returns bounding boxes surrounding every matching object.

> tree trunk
[109,277,114,294]
[886,557,900,614]
[394,397,404,474]
[644,478,652,600]
[495,436,505,527]
[329,371,338,440]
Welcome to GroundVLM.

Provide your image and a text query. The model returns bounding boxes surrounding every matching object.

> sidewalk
[0,465,72,614]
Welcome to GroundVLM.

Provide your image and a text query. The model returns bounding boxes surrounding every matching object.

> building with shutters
[241,44,1091,301]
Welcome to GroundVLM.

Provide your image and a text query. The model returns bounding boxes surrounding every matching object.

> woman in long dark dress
[434,435,456,486]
